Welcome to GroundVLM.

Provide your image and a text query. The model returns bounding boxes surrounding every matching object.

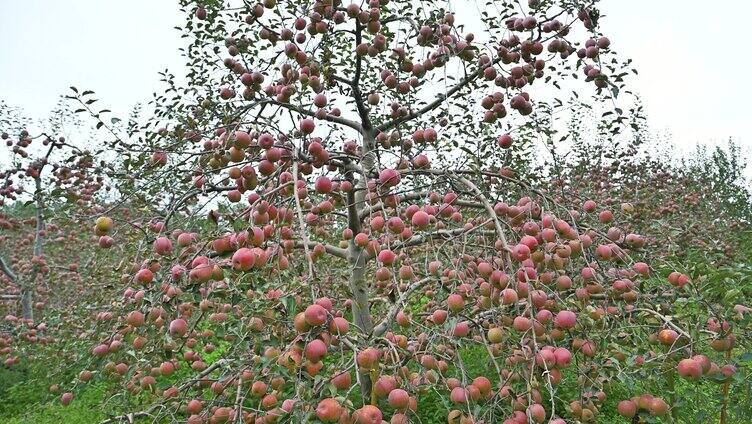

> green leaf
[738,352,752,363]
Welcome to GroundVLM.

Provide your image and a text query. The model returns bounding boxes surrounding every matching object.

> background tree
[0,100,110,320]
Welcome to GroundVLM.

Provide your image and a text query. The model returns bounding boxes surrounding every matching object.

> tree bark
[347,246,373,335]
[347,245,374,401]
[347,19,379,398]
[344,162,375,400]
[20,177,46,322]
[344,165,373,337]
[20,289,33,321]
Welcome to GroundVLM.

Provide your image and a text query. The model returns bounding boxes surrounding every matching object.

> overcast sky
[0,0,749,155]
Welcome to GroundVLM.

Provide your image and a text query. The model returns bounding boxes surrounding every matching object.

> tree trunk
[348,242,374,401]
[22,176,45,323]
[345,150,376,401]
[20,287,33,321]
[347,246,373,334]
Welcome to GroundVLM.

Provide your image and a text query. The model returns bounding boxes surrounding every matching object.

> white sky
[0,0,749,155]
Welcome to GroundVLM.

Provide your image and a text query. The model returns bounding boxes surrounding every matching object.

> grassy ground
[0,364,108,423]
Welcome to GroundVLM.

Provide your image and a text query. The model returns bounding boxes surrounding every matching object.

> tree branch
[0,255,17,282]
[293,240,349,260]
[392,221,496,252]
[634,308,692,340]
[359,191,485,221]
[372,277,432,337]
[266,99,363,133]
[351,19,372,131]
[99,360,228,424]
[454,174,512,267]
[291,158,318,294]
[376,55,503,132]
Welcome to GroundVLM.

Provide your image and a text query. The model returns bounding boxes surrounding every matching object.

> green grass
[0,363,110,423]
[0,383,110,424]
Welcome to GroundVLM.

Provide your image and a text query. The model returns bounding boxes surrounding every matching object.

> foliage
[1,1,751,424]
